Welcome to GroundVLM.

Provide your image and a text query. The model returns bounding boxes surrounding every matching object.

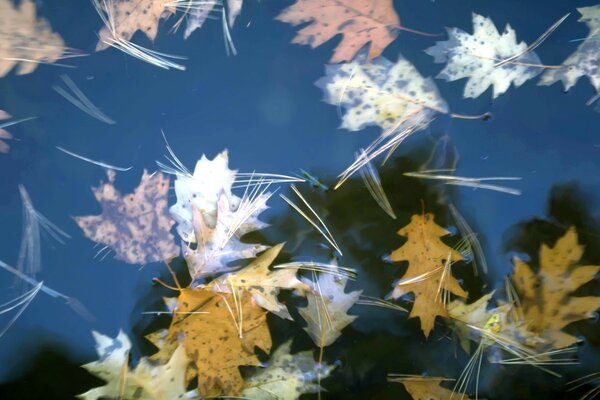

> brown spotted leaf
[150,288,272,396]
[75,170,179,265]
[0,0,67,76]
[388,213,467,337]
[275,0,401,63]
[512,227,600,349]
[96,0,175,50]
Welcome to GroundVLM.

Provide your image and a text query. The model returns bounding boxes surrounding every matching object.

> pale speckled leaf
[183,0,220,39]
[316,53,447,135]
[425,13,542,99]
[275,0,400,63]
[79,330,192,400]
[512,227,600,349]
[227,0,243,27]
[299,266,362,347]
[0,110,12,153]
[75,170,180,265]
[0,0,66,77]
[243,340,334,400]
[539,6,600,99]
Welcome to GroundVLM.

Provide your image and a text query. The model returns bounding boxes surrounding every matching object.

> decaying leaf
[512,227,600,349]
[0,0,68,77]
[79,330,191,400]
[539,6,600,103]
[0,110,13,153]
[425,13,542,99]
[299,266,361,348]
[243,340,334,400]
[75,170,180,265]
[181,0,220,39]
[208,244,311,319]
[276,0,401,63]
[227,0,243,27]
[388,213,467,337]
[390,376,468,400]
[95,0,175,51]
[149,287,272,396]
[170,150,270,279]
[316,53,447,135]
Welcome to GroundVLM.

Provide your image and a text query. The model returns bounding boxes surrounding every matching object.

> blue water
[0,0,599,398]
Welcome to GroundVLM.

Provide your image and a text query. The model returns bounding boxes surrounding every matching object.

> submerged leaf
[388,213,467,337]
[79,330,191,400]
[276,0,400,63]
[391,376,468,400]
[512,227,600,349]
[75,170,180,265]
[425,13,542,99]
[243,340,334,400]
[0,110,12,153]
[0,0,67,77]
[316,53,447,134]
[150,288,272,396]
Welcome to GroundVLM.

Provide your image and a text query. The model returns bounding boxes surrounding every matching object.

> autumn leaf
[512,227,600,350]
[390,375,469,400]
[208,244,311,319]
[0,0,68,77]
[95,0,175,51]
[388,213,467,337]
[539,6,600,103]
[75,170,180,265]
[243,340,334,400]
[425,13,543,99]
[149,287,272,396]
[276,0,400,63]
[299,266,361,348]
[79,330,191,400]
[316,52,447,134]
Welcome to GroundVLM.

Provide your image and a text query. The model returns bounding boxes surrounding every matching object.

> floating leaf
[390,376,469,400]
[243,340,334,400]
[75,170,180,265]
[276,0,401,63]
[0,0,68,77]
[425,13,543,99]
[316,53,447,134]
[388,213,467,337]
[299,266,361,348]
[208,244,311,319]
[540,6,600,103]
[182,0,220,39]
[0,110,12,153]
[227,0,243,27]
[512,227,600,349]
[79,330,191,400]
[150,288,272,396]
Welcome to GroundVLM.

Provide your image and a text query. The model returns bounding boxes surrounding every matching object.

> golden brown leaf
[388,213,467,337]
[275,0,400,63]
[390,376,469,400]
[150,288,272,396]
[512,227,600,349]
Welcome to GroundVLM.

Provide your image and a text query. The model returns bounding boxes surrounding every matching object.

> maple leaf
[0,0,67,77]
[75,170,180,265]
[299,266,362,348]
[150,287,272,396]
[425,13,543,99]
[387,213,467,337]
[390,376,470,400]
[79,330,191,400]
[0,110,13,153]
[316,52,448,135]
[95,0,175,51]
[539,6,600,102]
[276,0,401,63]
[207,244,311,319]
[243,340,334,400]
[512,227,600,350]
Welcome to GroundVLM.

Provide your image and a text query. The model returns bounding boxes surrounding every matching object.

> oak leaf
[276,0,401,63]
[243,340,334,399]
[150,287,272,396]
[316,53,447,135]
[0,0,67,77]
[388,213,467,337]
[425,13,542,99]
[539,6,600,103]
[512,227,600,349]
[79,330,191,400]
[75,170,180,265]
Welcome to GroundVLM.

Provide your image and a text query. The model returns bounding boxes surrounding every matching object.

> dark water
[0,0,599,398]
